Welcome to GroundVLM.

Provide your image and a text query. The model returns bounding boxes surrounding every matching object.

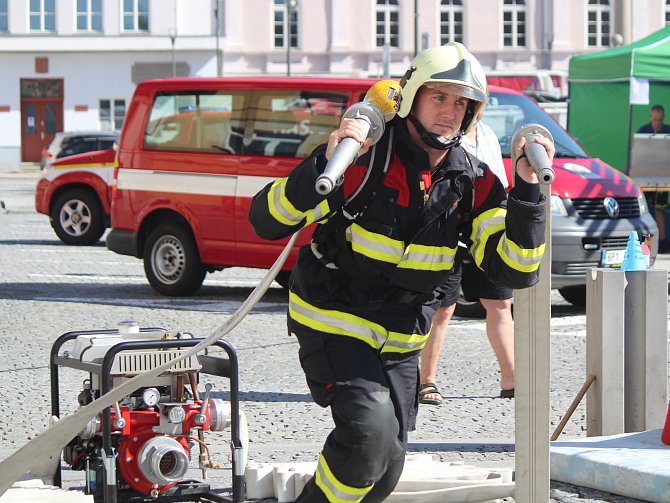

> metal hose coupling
[511,123,555,185]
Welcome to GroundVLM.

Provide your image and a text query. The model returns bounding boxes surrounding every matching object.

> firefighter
[249,42,550,503]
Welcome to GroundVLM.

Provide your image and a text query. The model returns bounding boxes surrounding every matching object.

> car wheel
[50,189,105,245]
[274,270,291,289]
[558,286,587,307]
[453,288,487,318]
[143,224,206,296]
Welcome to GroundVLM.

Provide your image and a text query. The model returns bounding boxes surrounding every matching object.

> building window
[502,0,526,48]
[0,0,7,32]
[375,0,399,48]
[123,0,148,32]
[77,0,102,32]
[30,0,56,32]
[587,0,611,47]
[439,0,463,45]
[100,99,126,131]
[273,0,298,49]
[666,0,670,25]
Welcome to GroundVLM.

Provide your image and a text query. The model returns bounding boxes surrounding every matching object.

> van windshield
[485,92,587,159]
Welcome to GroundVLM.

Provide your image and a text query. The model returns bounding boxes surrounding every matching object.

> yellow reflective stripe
[383,331,430,353]
[398,243,457,271]
[497,237,545,273]
[288,292,427,353]
[289,292,385,349]
[267,178,330,227]
[268,179,301,225]
[347,223,404,263]
[470,207,506,267]
[315,453,372,503]
[307,200,331,225]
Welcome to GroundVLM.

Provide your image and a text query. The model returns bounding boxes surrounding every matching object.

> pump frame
[49,328,243,503]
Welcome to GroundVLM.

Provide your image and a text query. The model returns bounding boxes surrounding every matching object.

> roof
[136,76,521,99]
[569,26,670,82]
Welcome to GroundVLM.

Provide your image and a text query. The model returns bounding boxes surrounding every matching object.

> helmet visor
[423,81,487,104]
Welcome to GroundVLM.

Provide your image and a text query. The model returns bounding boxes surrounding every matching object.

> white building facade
[0,0,668,170]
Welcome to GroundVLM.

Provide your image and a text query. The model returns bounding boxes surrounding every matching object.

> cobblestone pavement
[0,171,666,502]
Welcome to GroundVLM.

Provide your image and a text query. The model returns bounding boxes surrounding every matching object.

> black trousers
[294,333,419,503]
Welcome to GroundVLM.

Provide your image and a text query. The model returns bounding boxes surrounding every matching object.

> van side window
[245,91,347,158]
[484,92,586,158]
[483,95,527,156]
[144,91,247,154]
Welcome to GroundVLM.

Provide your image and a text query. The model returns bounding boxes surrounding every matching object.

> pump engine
[51,322,245,502]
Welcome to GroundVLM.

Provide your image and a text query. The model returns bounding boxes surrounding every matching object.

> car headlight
[637,193,649,215]
[550,195,568,216]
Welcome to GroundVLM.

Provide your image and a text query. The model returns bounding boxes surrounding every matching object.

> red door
[20,79,63,162]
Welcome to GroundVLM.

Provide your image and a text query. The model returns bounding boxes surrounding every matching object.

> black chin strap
[408,114,463,150]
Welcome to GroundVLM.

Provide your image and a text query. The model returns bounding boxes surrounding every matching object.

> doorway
[20,78,63,162]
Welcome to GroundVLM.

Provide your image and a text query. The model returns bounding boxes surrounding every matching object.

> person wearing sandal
[419,121,515,404]
[250,43,549,503]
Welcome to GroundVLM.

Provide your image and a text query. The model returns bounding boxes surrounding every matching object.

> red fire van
[36,77,658,307]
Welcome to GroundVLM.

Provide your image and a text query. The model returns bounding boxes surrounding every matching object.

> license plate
[601,249,625,268]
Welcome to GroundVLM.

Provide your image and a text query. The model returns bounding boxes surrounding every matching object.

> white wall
[1,0,667,171]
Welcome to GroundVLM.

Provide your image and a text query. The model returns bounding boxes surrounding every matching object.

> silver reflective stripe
[270,180,303,224]
[270,179,329,225]
[398,245,457,271]
[470,210,506,266]
[307,200,330,224]
[500,238,544,268]
[346,224,404,263]
[472,213,505,245]
[382,338,426,352]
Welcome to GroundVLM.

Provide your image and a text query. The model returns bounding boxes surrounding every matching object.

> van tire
[454,293,487,319]
[51,189,105,245]
[144,224,206,296]
[558,286,587,307]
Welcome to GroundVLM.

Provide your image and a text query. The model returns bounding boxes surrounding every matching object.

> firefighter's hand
[325,118,373,160]
[514,135,555,184]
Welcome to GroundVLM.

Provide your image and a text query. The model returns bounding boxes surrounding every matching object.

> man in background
[637,104,670,134]
[637,105,670,251]
[418,120,515,406]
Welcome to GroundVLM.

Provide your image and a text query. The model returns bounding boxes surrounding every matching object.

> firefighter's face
[412,86,468,140]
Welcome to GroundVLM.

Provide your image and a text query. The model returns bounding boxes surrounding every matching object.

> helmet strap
[407,114,463,150]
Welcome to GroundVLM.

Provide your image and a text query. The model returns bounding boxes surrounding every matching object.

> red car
[35,145,117,245]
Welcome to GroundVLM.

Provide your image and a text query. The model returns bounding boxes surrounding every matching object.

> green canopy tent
[568,26,670,173]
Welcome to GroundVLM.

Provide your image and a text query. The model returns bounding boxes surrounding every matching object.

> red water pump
[51,323,245,502]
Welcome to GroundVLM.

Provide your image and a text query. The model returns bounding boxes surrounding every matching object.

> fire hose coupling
[137,436,190,486]
[511,123,555,185]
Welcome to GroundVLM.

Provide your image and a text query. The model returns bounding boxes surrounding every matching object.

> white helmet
[398,43,488,147]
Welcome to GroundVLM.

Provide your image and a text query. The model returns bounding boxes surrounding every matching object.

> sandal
[418,382,443,405]
[500,388,515,399]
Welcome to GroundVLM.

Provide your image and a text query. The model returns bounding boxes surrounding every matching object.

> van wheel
[51,189,105,245]
[144,224,206,296]
[453,289,486,319]
[558,286,587,307]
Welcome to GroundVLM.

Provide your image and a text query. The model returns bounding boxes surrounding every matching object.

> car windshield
[485,92,587,158]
